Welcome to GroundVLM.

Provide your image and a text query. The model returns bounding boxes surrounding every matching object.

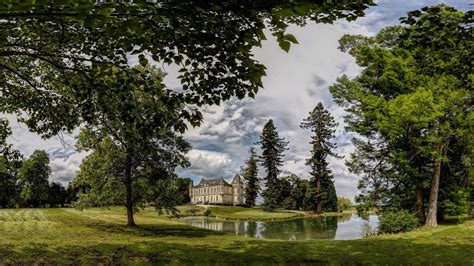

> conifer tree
[242,147,260,208]
[258,119,288,211]
[301,103,339,214]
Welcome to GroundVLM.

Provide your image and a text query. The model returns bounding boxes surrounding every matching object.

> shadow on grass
[1,237,473,265]
[85,222,225,238]
[49,208,224,238]
[4,209,471,264]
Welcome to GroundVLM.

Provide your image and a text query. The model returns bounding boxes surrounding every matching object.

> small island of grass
[176,205,353,221]
[207,206,303,221]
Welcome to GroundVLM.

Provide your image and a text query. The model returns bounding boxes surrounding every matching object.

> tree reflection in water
[178,213,376,241]
[256,216,337,240]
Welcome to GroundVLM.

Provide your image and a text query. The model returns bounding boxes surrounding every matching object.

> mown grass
[208,206,302,221]
[0,207,473,265]
[303,210,355,217]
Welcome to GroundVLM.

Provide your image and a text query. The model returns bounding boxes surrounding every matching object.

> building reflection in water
[179,213,378,241]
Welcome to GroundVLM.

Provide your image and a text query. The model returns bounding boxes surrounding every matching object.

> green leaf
[284,34,299,44]
[279,41,291,52]
[97,7,113,16]
[138,55,148,67]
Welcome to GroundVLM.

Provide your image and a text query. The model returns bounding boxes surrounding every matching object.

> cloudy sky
[6,0,470,201]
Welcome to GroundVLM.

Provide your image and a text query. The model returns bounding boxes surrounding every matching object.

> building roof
[231,174,243,184]
[196,177,231,186]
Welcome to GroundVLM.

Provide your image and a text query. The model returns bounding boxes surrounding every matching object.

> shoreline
[172,206,355,222]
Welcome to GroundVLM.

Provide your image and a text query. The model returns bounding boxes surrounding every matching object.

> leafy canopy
[70,67,192,222]
[330,5,472,221]
[0,1,373,137]
[19,150,51,207]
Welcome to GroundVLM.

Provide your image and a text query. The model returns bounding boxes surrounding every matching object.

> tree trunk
[315,176,322,214]
[125,154,135,227]
[426,143,444,227]
[471,189,474,218]
[415,185,425,224]
[413,152,425,224]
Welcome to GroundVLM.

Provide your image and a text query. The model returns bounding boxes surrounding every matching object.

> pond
[178,214,379,240]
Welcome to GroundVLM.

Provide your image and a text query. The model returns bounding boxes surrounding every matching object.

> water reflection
[179,214,378,240]
[334,215,378,240]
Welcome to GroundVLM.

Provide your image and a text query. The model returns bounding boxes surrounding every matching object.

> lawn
[207,206,302,221]
[0,207,473,264]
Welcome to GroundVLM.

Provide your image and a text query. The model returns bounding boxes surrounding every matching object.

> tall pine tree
[258,119,288,211]
[301,103,339,214]
[242,147,259,208]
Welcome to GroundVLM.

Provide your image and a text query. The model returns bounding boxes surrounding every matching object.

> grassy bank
[303,210,355,217]
[0,208,473,264]
[175,205,348,221]
[207,206,303,221]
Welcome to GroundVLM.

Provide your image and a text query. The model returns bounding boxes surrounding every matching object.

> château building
[189,174,244,206]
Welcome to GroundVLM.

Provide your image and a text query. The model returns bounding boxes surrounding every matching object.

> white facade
[189,175,244,206]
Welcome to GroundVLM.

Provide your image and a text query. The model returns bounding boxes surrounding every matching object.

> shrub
[185,206,205,216]
[282,197,296,210]
[203,208,211,217]
[360,221,377,238]
[442,190,470,216]
[378,210,418,234]
[337,196,353,212]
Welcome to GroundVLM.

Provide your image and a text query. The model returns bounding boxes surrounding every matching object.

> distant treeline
[1,150,73,208]
[0,149,191,209]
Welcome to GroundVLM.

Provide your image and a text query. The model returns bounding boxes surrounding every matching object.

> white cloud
[179,1,473,201]
[50,152,88,185]
[179,149,234,179]
[5,114,83,185]
[178,20,371,201]
[6,1,471,200]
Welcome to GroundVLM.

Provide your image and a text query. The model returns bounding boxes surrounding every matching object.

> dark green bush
[203,208,211,217]
[378,210,419,234]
